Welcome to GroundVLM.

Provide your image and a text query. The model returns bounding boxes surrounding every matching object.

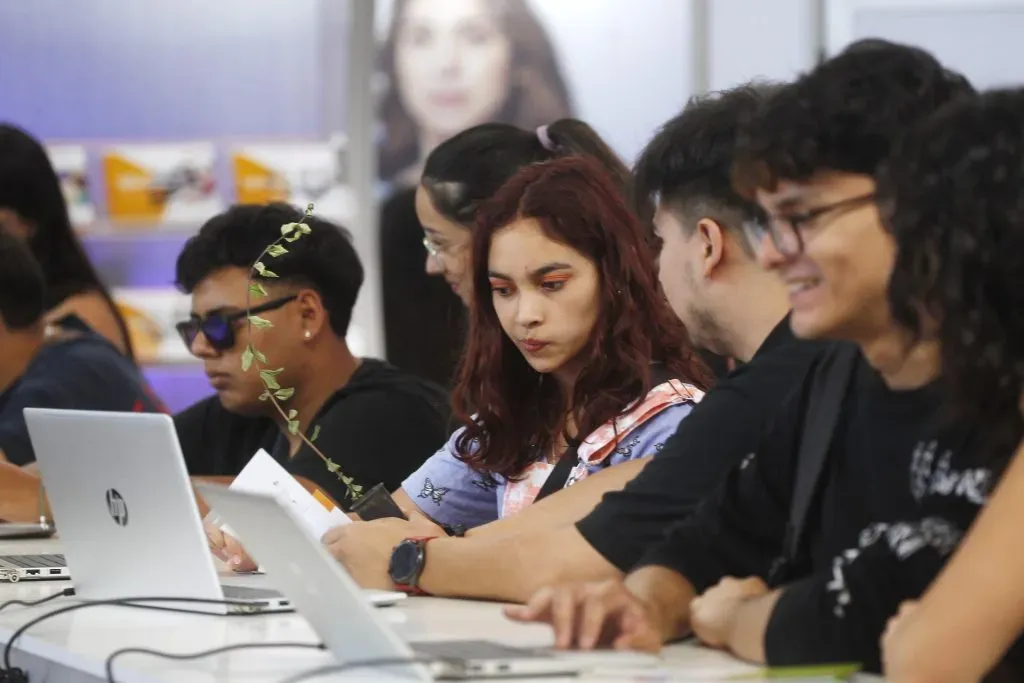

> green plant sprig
[243,203,363,502]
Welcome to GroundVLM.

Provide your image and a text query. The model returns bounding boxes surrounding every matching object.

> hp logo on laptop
[105,489,128,526]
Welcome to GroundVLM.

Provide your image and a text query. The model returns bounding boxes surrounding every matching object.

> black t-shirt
[637,346,1015,674]
[576,316,829,572]
[0,315,165,465]
[175,358,451,508]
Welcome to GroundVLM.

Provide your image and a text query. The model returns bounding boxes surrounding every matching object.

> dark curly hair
[632,82,781,240]
[175,203,363,338]
[879,88,1024,459]
[732,39,975,196]
[452,155,712,479]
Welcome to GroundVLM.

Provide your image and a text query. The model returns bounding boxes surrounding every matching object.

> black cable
[0,588,74,613]
[278,656,445,683]
[1,595,280,675]
[105,642,326,683]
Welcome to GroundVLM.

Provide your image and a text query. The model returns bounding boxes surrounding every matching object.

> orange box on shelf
[103,143,224,226]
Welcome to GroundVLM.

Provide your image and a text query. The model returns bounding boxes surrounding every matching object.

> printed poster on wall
[231,140,357,225]
[46,144,95,227]
[374,0,694,189]
[102,143,223,224]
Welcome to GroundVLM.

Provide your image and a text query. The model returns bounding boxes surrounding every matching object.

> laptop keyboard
[0,554,66,569]
[221,585,284,601]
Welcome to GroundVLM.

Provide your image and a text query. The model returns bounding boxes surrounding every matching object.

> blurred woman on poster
[378,0,575,387]
[377,0,573,186]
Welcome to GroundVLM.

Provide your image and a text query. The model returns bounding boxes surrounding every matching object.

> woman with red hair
[396,155,712,529]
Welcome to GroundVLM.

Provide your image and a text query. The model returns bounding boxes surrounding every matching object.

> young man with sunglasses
[0,233,162,470]
[509,40,987,675]
[172,203,450,512]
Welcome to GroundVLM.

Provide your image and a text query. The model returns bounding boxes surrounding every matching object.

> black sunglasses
[176,295,297,353]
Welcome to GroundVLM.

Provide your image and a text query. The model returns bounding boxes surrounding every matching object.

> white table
[0,538,872,682]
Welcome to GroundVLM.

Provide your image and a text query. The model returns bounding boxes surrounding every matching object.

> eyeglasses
[175,295,297,353]
[423,235,471,262]
[744,192,877,257]
[423,236,443,261]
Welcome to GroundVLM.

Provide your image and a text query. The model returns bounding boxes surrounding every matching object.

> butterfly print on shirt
[470,477,498,492]
[417,477,450,505]
[615,435,641,458]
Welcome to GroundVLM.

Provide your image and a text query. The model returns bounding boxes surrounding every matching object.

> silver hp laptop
[25,408,292,615]
[197,484,660,680]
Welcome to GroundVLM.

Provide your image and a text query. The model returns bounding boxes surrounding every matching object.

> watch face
[388,540,423,585]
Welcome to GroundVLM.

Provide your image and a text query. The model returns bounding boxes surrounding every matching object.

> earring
[304,330,312,339]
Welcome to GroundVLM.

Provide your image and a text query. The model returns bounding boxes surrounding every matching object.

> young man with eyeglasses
[509,40,984,675]
[172,203,450,512]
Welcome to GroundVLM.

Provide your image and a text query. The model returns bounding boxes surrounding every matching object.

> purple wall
[0,0,336,139]
[0,0,349,412]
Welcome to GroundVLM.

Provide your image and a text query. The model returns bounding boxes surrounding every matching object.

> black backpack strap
[535,363,676,503]
[773,344,859,582]
[534,441,581,503]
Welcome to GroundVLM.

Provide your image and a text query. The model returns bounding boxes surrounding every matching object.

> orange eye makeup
[540,273,572,285]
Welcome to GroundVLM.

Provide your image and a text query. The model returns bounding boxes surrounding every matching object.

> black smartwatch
[389,537,434,594]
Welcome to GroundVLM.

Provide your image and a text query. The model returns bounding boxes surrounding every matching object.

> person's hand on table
[689,576,769,649]
[504,579,666,652]
[204,522,258,572]
[322,511,446,590]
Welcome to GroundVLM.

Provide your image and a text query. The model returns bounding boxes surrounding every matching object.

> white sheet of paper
[210,448,350,541]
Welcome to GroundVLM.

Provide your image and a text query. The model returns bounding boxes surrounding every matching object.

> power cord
[105,642,326,683]
[1,595,284,682]
[0,593,443,683]
[0,588,75,614]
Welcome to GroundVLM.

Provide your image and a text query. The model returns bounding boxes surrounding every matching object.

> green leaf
[248,315,273,329]
[259,371,281,390]
[284,232,302,243]
[258,390,271,401]
[325,459,341,473]
[275,387,295,401]
[261,367,284,376]
[253,262,279,278]
[281,222,302,236]
[253,347,267,363]
[304,203,315,215]
[241,345,254,372]
[310,425,321,442]
[248,281,268,298]
[350,484,363,494]
[287,409,298,420]
[298,223,312,235]
[267,244,288,258]
[287,420,300,435]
